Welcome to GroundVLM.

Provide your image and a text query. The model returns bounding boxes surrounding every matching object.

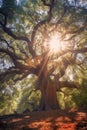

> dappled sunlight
[29,121,52,130]
[0,110,87,130]
[0,0,87,129]
[10,118,22,123]
[24,115,30,119]
[55,116,71,122]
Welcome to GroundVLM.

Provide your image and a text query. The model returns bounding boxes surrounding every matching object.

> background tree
[0,0,87,111]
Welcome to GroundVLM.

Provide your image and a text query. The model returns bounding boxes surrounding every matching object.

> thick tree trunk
[38,56,59,110]
[39,80,59,110]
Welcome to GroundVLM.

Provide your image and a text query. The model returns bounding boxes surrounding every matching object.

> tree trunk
[39,80,59,110]
[38,56,59,110]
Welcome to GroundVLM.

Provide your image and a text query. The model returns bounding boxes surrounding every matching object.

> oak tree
[0,0,87,110]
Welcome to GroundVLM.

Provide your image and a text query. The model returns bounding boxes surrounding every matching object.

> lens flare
[48,34,62,54]
[44,33,69,56]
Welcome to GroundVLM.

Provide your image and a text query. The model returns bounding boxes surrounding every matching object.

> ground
[0,109,87,130]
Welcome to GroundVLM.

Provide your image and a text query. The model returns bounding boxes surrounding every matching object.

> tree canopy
[0,0,87,112]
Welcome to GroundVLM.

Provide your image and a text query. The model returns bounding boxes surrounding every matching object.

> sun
[44,33,69,56]
[48,34,62,54]
[47,33,67,55]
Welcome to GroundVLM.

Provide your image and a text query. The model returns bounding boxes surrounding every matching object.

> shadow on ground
[0,109,87,130]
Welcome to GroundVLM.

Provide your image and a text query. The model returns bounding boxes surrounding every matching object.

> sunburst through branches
[44,33,69,56]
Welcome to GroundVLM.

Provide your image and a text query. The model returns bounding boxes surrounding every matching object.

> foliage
[0,76,41,115]
[0,0,87,112]
[0,78,87,115]
[0,80,19,115]
[57,86,87,109]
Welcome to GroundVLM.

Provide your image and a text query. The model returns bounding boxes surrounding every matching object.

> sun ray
[44,33,69,56]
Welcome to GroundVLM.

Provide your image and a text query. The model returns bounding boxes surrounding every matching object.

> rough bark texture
[39,80,59,110]
[38,57,60,110]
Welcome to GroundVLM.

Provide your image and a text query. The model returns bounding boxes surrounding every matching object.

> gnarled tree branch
[31,0,55,44]
[0,12,36,57]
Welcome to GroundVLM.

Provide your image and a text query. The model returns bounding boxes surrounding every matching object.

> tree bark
[39,80,59,110]
[38,56,59,110]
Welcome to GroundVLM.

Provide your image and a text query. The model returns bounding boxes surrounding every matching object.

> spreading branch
[41,0,51,6]
[0,38,15,52]
[31,0,55,44]
[0,48,30,70]
[0,9,7,26]
[0,13,36,57]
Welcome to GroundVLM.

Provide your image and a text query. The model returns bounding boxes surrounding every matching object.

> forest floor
[0,109,87,130]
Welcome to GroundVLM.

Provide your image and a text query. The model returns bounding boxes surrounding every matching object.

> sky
[17,0,19,4]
